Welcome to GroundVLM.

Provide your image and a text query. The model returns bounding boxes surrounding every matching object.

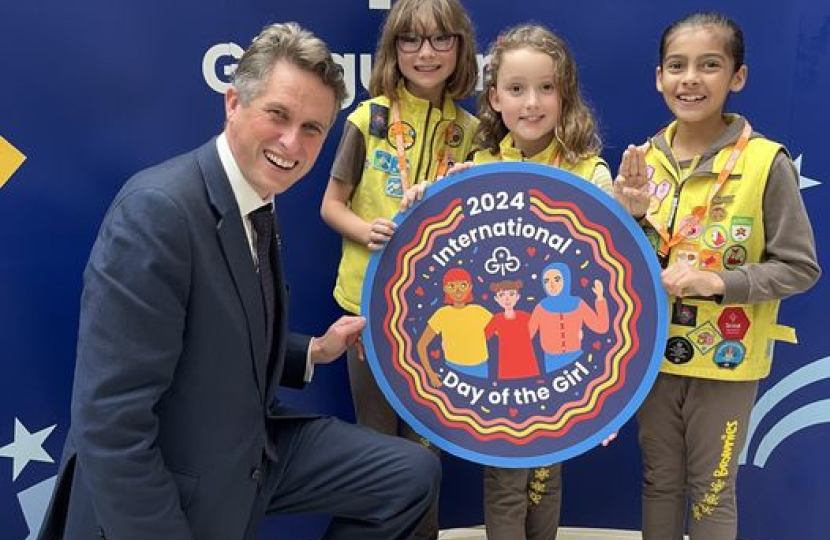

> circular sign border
[362,161,667,467]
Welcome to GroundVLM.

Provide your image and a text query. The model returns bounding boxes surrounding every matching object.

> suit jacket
[38,139,310,540]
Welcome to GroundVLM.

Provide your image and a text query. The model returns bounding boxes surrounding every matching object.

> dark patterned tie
[249,203,275,357]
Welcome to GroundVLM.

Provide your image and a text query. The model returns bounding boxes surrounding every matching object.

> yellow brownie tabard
[333,83,478,313]
[645,120,796,381]
[472,133,605,181]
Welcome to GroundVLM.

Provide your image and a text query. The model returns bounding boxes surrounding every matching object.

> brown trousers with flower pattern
[484,464,562,540]
[637,372,757,540]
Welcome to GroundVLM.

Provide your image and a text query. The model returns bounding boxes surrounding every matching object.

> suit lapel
[196,140,268,398]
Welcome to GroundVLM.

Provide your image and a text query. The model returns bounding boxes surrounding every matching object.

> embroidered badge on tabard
[677,214,704,239]
[717,307,750,340]
[385,176,403,198]
[713,341,746,369]
[703,224,728,249]
[665,336,694,364]
[675,242,700,267]
[647,178,671,213]
[361,162,667,467]
[672,301,698,327]
[731,216,753,242]
[687,322,722,355]
[723,245,747,270]
[372,149,401,174]
[368,103,389,139]
[699,250,723,271]
[386,120,416,149]
[709,205,727,222]
[447,124,463,147]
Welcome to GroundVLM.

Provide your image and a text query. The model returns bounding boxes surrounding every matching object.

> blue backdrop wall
[1,1,827,539]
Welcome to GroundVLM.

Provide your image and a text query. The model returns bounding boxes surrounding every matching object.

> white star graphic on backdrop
[18,475,57,540]
[0,418,56,481]
[794,154,822,190]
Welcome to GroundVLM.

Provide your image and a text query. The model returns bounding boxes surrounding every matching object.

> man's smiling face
[225,59,336,198]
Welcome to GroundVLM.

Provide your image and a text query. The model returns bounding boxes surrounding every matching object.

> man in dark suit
[37,22,439,540]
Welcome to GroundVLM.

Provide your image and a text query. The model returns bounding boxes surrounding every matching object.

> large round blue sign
[362,162,667,467]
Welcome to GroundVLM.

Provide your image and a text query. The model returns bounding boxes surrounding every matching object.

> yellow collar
[498,134,561,164]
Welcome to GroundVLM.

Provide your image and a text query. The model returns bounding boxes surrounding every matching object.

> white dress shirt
[216,133,315,382]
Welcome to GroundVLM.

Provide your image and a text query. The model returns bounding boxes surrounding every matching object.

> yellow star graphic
[1,136,26,189]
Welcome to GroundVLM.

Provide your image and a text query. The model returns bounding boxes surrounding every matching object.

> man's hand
[310,316,366,364]
[613,144,650,218]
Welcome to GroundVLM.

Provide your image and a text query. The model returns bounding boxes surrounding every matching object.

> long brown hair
[476,24,601,164]
[368,0,478,101]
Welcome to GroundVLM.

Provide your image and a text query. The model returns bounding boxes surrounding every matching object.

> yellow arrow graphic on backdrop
[1,136,26,189]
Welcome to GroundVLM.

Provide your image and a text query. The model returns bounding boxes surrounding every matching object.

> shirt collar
[216,132,272,217]
[655,114,748,174]
[498,133,560,164]
[396,80,457,121]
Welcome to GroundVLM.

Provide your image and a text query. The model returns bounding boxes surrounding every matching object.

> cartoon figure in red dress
[485,280,540,380]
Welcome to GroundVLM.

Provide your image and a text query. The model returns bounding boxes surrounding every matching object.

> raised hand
[592,279,605,300]
[613,144,651,218]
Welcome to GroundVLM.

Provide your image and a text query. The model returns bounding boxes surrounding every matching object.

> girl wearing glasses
[320,1,479,538]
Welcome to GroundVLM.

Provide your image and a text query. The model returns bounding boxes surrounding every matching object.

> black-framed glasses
[396,33,458,53]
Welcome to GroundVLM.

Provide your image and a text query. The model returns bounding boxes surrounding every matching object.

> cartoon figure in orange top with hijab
[530,262,609,373]
[418,268,492,385]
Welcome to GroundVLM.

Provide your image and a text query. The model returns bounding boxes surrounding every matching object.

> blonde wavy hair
[368,0,478,101]
[476,24,602,163]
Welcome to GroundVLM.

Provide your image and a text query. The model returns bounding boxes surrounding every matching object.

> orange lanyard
[646,121,752,259]
[391,101,456,190]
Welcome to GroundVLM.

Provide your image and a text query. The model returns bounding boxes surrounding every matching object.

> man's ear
[225,87,240,121]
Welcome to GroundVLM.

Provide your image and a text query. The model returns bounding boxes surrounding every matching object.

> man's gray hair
[232,22,346,108]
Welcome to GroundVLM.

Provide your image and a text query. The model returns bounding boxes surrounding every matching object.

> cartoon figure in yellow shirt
[417,268,492,385]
